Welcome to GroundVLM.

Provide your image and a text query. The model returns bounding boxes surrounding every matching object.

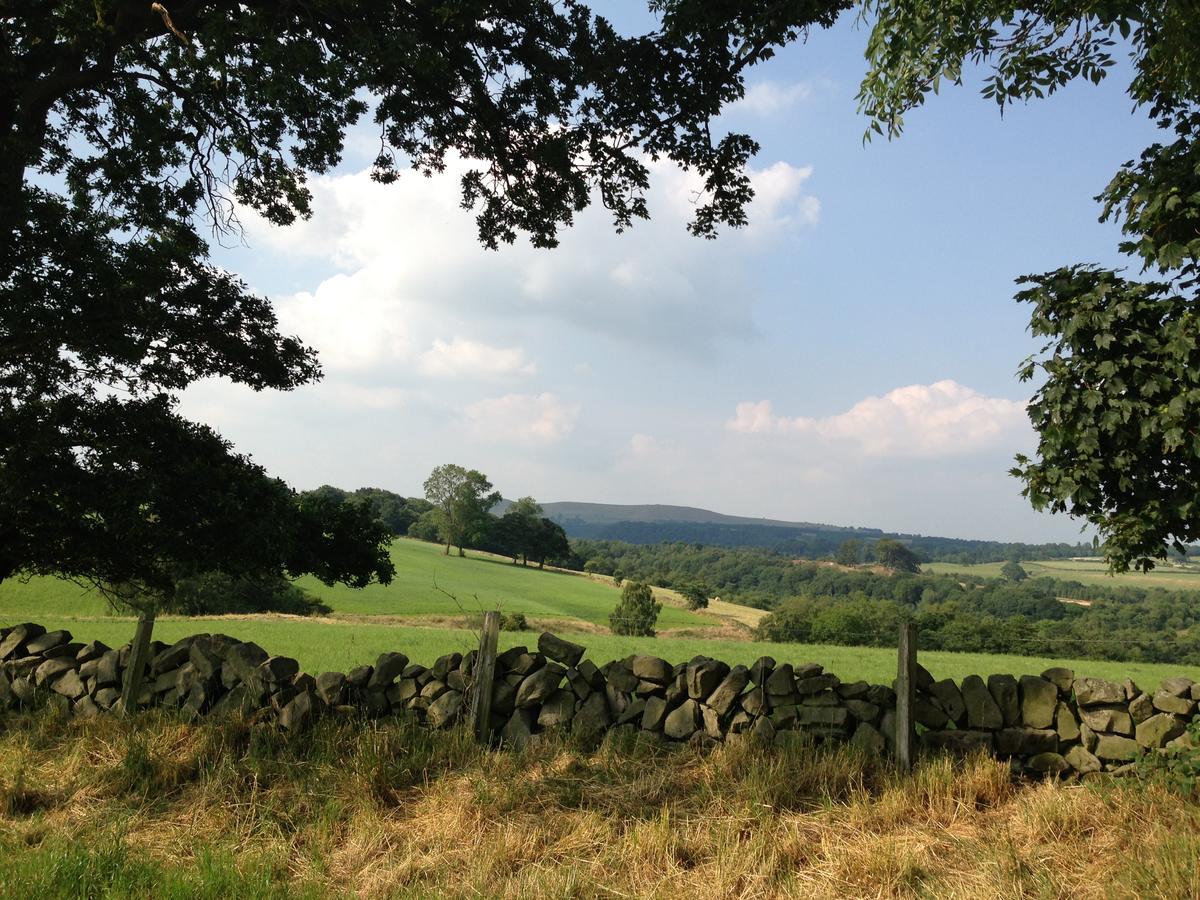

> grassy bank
[0,710,1197,898]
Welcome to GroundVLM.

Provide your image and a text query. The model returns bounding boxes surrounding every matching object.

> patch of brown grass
[0,710,1197,899]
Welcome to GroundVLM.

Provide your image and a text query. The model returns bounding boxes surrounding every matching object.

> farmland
[3,539,1200,689]
[924,557,1200,591]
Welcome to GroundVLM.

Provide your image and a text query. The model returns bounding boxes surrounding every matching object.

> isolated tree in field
[496,497,545,565]
[835,539,863,567]
[609,582,662,637]
[1001,559,1029,582]
[873,539,922,574]
[679,582,711,610]
[423,465,501,556]
[857,1,1200,569]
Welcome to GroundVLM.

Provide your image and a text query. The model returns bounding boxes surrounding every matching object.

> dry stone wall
[1,622,1197,775]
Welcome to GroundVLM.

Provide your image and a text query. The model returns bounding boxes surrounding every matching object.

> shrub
[609,581,661,636]
[679,582,710,610]
[500,612,529,632]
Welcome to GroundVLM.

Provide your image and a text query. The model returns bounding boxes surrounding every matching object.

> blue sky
[187,11,1162,544]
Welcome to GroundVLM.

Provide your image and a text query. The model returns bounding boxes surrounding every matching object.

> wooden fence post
[472,611,501,743]
[120,609,156,715]
[896,622,917,772]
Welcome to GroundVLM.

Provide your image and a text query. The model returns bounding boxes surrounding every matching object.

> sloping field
[925,557,1200,591]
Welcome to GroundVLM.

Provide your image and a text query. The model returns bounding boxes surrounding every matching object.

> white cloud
[417,337,536,378]
[727,380,1029,457]
[464,393,580,444]
[732,80,813,117]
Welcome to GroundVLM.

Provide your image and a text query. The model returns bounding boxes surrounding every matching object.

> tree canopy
[423,464,502,556]
[857,0,1200,570]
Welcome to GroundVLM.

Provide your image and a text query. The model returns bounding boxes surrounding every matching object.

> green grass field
[4,539,1200,690]
[925,557,1200,591]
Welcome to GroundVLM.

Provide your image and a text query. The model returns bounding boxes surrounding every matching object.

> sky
[183,9,1164,545]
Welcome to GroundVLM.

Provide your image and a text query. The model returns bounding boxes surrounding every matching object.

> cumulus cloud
[731,80,813,116]
[464,392,580,444]
[417,337,536,378]
[727,380,1029,457]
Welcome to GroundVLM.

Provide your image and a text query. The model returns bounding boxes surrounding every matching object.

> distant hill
[497,500,1090,564]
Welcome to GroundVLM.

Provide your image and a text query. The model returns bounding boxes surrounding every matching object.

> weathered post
[896,621,917,772]
[120,609,156,715]
[471,611,501,743]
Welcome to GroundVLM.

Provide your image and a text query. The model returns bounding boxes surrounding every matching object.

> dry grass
[0,711,1198,899]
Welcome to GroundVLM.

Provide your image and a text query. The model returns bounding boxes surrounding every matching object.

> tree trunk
[458,545,465,557]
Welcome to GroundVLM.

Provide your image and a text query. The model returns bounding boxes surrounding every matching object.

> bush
[679,582,710,610]
[164,572,331,616]
[500,611,529,631]
[1136,718,1200,799]
[609,581,661,636]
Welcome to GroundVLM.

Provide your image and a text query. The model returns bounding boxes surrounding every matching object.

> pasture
[4,538,1200,690]
[924,557,1200,591]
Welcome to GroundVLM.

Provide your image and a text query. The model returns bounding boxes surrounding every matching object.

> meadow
[925,557,1200,591]
[4,538,1200,689]
[1,710,1197,899]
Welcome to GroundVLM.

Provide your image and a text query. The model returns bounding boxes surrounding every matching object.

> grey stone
[211,683,262,716]
[686,659,729,700]
[617,697,647,725]
[430,652,462,680]
[1152,689,1196,716]
[74,696,101,717]
[1079,705,1133,736]
[280,692,325,731]
[922,730,993,754]
[914,697,949,730]
[1136,713,1186,749]
[741,686,767,717]
[606,665,639,693]
[575,659,605,690]
[795,705,848,728]
[702,705,723,739]
[1055,702,1080,743]
[445,670,468,693]
[987,674,1020,726]
[706,666,749,716]
[961,675,1004,729]
[367,652,409,691]
[34,657,75,686]
[0,623,45,660]
[866,684,896,708]
[575,691,611,735]
[223,642,269,683]
[729,711,753,734]
[25,629,71,656]
[837,680,871,700]
[750,715,776,743]
[845,699,880,723]
[630,655,672,684]
[50,669,86,700]
[1026,752,1071,776]
[515,664,564,707]
[641,696,668,731]
[508,652,542,676]
[188,638,222,679]
[315,671,346,706]
[495,645,528,670]
[75,641,110,665]
[1159,676,1195,698]
[664,699,701,740]
[1041,667,1074,694]
[538,632,585,668]
[94,687,121,709]
[794,663,824,679]
[928,679,966,725]
[1074,677,1124,706]
[748,656,775,685]
[538,688,576,729]
[1129,692,1154,724]
[635,679,665,697]
[851,722,886,755]
[1065,744,1101,774]
[96,650,121,688]
[801,691,841,707]
[420,679,448,700]
[346,665,372,688]
[995,727,1057,757]
[1080,721,1098,752]
[795,673,840,695]
[1094,734,1140,761]
[769,704,798,730]
[427,690,464,729]
[1020,675,1058,729]
[764,664,795,695]
[566,667,593,700]
[1123,678,1141,701]
[491,681,516,716]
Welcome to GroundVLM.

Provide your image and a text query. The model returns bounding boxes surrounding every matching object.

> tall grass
[1,709,1198,898]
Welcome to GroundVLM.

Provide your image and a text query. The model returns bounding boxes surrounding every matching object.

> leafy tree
[1001,559,1029,582]
[496,496,545,565]
[835,539,863,567]
[873,539,922,574]
[423,465,501,556]
[609,581,662,637]
[2,3,854,653]
[407,510,442,543]
[528,518,571,570]
[857,0,1200,570]
[679,582,711,610]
